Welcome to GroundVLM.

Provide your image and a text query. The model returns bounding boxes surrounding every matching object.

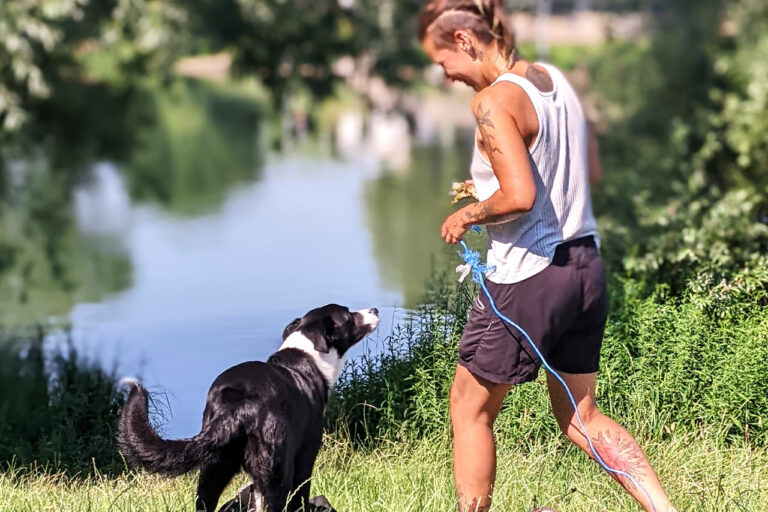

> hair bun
[418,0,516,57]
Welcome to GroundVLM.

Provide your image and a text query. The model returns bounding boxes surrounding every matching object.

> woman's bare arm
[460,87,536,224]
[441,85,537,244]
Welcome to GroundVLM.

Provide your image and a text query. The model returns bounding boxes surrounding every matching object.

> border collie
[118,304,379,512]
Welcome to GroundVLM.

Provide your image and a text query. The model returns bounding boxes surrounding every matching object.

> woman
[418,1,677,511]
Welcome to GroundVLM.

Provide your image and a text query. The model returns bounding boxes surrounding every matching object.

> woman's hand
[441,208,470,245]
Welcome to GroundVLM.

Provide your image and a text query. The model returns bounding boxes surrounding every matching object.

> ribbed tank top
[470,63,599,284]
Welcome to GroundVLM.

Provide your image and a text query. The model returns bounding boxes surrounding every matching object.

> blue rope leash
[457,228,657,512]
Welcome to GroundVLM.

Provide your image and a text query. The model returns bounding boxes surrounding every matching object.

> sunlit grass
[2,431,767,511]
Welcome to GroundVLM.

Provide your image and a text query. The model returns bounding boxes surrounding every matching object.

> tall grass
[326,268,473,441]
[327,268,768,447]
[0,327,125,475]
[2,433,767,511]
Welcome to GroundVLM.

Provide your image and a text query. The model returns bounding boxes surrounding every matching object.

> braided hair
[418,0,515,62]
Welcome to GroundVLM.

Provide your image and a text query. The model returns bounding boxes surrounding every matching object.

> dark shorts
[458,236,607,385]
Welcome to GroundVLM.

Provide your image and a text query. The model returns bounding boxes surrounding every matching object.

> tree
[0,0,89,132]
[0,0,188,137]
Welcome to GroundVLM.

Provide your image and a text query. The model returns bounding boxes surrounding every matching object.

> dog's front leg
[287,473,312,512]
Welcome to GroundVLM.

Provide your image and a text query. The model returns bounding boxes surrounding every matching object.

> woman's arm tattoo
[475,102,502,157]
[462,199,519,225]
[468,102,528,225]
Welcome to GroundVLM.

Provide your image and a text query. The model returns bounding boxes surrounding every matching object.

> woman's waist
[486,222,599,261]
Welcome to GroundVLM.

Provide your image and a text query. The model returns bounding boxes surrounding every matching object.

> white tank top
[470,63,599,284]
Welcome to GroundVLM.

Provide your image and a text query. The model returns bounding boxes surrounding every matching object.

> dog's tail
[117,379,240,476]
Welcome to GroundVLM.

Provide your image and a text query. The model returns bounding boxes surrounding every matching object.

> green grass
[328,273,768,447]
[0,330,125,475]
[2,432,767,511]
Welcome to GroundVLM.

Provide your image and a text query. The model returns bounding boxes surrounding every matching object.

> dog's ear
[302,316,337,354]
[282,318,302,341]
[303,325,330,353]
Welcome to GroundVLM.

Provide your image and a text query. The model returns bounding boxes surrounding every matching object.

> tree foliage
[0,0,88,131]
[0,0,187,144]
[591,0,768,295]
[0,0,428,134]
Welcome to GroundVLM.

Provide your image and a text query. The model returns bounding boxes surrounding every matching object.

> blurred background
[0,0,766,458]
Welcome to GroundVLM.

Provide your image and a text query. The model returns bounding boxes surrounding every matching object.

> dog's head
[280,304,379,386]
[282,304,379,356]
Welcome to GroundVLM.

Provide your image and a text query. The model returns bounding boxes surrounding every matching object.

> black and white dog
[118,304,379,512]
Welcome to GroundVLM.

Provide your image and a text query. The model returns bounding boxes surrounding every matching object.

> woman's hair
[418,0,515,60]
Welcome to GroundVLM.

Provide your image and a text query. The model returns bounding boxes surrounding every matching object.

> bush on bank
[0,328,125,475]
[327,266,768,447]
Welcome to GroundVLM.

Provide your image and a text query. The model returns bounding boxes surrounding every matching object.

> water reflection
[1,78,477,435]
[367,111,412,171]
[0,159,132,324]
[363,143,473,307]
[125,80,266,215]
[74,163,131,236]
[0,80,267,323]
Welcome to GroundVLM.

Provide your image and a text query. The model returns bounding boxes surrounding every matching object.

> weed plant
[0,327,125,475]
[2,433,767,511]
[327,267,768,447]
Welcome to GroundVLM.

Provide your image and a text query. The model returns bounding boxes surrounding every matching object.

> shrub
[0,327,125,475]
[327,269,472,442]
[590,0,768,295]
[327,267,768,446]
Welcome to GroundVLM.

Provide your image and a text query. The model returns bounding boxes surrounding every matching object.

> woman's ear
[454,30,477,59]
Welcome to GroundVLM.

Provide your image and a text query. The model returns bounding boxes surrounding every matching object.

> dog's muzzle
[357,308,380,332]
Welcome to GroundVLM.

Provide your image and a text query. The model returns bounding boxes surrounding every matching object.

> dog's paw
[308,495,337,512]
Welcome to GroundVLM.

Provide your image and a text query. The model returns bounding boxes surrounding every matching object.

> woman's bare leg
[451,365,511,512]
[547,371,677,512]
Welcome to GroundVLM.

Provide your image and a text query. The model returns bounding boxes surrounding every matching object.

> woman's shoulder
[471,78,538,138]
[472,79,529,114]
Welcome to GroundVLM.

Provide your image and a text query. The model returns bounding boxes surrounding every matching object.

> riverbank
[3,433,767,511]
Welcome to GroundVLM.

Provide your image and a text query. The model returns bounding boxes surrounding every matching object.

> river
[0,79,474,436]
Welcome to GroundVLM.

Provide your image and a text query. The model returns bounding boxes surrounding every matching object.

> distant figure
[418,1,677,511]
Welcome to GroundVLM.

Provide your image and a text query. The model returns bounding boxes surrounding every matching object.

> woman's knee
[450,370,507,430]
[555,400,602,437]
[449,380,471,424]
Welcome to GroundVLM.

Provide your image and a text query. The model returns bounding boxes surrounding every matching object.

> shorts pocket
[472,293,486,313]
